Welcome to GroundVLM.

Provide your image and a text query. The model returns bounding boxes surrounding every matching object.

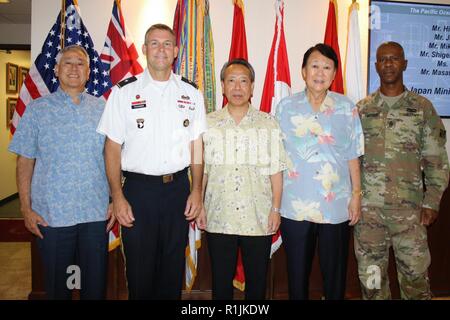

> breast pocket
[394,109,423,154]
[362,111,384,142]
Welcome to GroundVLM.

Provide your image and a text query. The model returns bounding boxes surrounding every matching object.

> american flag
[101,0,143,251]
[10,0,112,135]
[100,0,143,99]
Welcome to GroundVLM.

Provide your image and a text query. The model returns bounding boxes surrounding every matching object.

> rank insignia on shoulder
[181,77,198,89]
[183,119,190,127]
[136,118,145,129]
[117,76,137,88]
[440,129,446,139]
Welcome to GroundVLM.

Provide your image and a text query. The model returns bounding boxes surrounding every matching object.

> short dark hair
[376,41,405,59]
[144,23,176,43]
[302,43,338,70]
[220,58,255,82]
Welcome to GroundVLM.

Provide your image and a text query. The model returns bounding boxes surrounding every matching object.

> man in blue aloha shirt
[9,45,114,300]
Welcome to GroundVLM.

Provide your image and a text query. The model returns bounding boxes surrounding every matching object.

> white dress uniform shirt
[97,69,207,175]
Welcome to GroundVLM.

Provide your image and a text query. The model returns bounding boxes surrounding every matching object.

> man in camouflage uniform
[355,42,449,300]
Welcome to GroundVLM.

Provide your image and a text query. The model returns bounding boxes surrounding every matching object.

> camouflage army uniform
[355,89,449,300]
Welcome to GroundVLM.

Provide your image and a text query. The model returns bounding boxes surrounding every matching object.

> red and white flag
[224,0,250,291]
[324,0,344,94]
[223,0,248,108]
[100,0,143,100]
[260,0,291,116]
[260,0,291,258]
[101,0,143,251]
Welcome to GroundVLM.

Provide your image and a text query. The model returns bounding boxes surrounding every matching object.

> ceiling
[0,0,31,24]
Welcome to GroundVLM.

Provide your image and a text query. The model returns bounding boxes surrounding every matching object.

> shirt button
[315,152,319,155]
[235,188,239,191]
[236,208,239,211]
[235,168,239,171]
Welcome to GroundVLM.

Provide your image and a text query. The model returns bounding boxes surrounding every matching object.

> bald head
[376,41,405,60]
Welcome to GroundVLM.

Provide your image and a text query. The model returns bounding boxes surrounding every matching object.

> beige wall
[0,50,31,201]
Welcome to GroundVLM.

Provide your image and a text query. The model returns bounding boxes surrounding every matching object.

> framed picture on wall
[6,97,18,128]
[18,66,29,92]
[6,63,19,94]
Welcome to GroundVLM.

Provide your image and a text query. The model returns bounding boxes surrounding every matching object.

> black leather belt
[123,167,188,184]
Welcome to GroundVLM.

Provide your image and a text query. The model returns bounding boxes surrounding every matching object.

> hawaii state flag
[323,0,344,94]
[101,0,143,99]
[101,0,143,251]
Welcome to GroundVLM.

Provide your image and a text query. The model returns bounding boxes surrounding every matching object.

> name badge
[131,100,147,109]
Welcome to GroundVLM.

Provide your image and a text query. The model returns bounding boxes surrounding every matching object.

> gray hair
[220,58,255,82]
[55,45,90,67]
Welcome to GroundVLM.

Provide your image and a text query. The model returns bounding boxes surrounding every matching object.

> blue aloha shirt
[9,88,109,227]
[275,90,364,224]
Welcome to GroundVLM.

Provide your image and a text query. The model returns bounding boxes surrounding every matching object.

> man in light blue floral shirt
[276,44,364,300]
[9,45,113,300]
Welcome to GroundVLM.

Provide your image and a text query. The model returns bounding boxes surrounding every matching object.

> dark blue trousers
[121,171,190,300]
[280,217,350,300]
[37,220,108,300]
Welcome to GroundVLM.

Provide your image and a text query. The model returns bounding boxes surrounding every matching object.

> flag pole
[60,0,66,49]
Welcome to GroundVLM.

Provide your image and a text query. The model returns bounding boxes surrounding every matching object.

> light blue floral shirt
[9,88,109,227]
[276,90,364,224]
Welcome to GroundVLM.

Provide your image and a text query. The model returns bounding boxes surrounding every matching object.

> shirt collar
[374,87,409,107]
[219,104,257,125]
[141,68,180,89]
[56,86,86,104]
[302,89,335,114]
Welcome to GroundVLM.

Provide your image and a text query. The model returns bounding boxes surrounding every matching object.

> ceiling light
[0,0,11,4]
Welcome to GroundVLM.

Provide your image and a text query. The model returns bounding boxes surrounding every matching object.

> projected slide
[369,1,450,117]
